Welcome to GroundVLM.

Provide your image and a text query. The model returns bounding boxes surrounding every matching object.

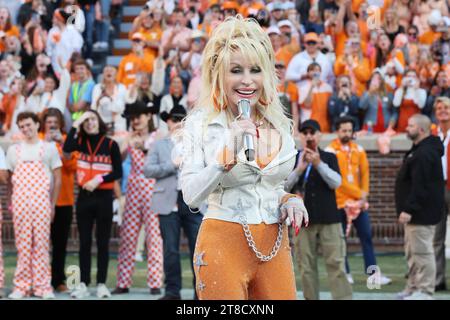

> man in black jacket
[395,114,445,300]
[285,119,352,300]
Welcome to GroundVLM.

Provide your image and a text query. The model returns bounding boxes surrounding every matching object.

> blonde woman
[181,16,308,300]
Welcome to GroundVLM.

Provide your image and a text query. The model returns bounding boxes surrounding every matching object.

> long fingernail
[295,225,300,236]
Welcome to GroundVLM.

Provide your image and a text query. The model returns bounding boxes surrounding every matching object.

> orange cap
[304,32,319,43]
[222,1,239,11]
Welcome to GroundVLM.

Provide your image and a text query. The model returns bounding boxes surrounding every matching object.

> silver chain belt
[239,215,283,262]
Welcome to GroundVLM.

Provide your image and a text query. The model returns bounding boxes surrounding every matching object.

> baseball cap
[304,32,319,43]
[299,119,321,133]
[131,32,145,41]
[277,19,293,30]
[266,26,281,36]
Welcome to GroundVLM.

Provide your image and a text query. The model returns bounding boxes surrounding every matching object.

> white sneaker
[100,42,109,50]
[346,273,354,284]
[93,42,102,50]
[42,291,55,300]
[96,284,111,298]
[8,291,25,300]
[71,282,90,299]
[135,252,144,262]
[380,274,392,285]
[404,291,434,300]
[396,290,412,300]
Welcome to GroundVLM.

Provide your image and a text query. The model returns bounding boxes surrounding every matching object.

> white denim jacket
[180,108,297,225]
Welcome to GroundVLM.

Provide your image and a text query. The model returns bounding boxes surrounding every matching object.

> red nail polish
[295,225,300,236]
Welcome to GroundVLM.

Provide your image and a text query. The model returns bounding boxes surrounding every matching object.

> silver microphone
[237,99,255,162]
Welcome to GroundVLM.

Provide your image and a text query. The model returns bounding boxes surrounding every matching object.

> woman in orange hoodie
[334,36,371,97]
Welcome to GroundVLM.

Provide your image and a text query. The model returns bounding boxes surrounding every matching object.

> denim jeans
[340,210,377,274]
[82,3,95,57]
[159,191,203,297]
[95,0,111,43]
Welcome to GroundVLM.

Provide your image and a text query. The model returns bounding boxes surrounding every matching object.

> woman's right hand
[72,111,91,130]
[226,119,257,155]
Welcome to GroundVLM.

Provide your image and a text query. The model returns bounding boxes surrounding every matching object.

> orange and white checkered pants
[11,143,53,296]
[116,174,164,289]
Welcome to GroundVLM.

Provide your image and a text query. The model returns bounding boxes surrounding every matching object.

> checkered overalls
[116,146,163,289]
[11,143,53,296]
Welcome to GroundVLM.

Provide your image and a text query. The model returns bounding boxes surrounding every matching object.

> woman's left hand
[280,197,309,236]
[82,177,102,192]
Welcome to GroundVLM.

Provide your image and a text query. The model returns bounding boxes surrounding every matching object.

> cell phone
[306,140,316,150]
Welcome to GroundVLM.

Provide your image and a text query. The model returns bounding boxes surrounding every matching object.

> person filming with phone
[393,69,427,132]
[284,119,351,300]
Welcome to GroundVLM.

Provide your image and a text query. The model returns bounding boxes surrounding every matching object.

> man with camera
[285,119,352,300]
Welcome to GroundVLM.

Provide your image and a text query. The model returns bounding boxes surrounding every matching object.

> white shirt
[181,108,297,225]
[46,25,83,76]
[438,127,450,181]
[0,146,7,170]
[6,140,62,181]
[393,87,427,109]
[91,83,127,132]
[285,51,335,87]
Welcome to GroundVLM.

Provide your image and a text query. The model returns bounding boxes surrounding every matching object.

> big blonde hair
[190,15,293,133]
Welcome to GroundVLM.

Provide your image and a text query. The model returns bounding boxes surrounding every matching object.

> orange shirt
[1,93,17,131]
[277,81,299,105]
[275,42,301,66]
[334,31,368,58]
[117,52,154,87]
[138,25,162,59]
[0,25,20,52]
[419,30,441,46]
[38,132,77,206]
[334,55,371,96]
[326,139,370,209]
[298,81,333,133]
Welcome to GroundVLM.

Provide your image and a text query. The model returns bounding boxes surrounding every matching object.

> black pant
[159,191,202,298]
[76,189,113,286]
[51,205,73,288]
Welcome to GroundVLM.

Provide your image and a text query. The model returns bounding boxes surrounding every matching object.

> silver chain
[239,215,283,262]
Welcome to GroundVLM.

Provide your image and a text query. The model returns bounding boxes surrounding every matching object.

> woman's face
[370,74,382,90]
[385,10,395,23]
[44,77,56,92]
[131,113,151,131]
[82,112,100,135]
[142,14,153,28]
[378,34,391,51]
[349,39,361,55]
[139,74,150,89]
[436,71,448,88]
[339,77,351,90]
[44,115,60,132]
[103,66,117,82]
[170,77,183,96]
[0,8,9,22]
[346,21,358,36]
[36,55,48,73]
[0,61,9,78]
[224,51,264,113]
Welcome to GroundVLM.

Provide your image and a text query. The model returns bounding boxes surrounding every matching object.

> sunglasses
[275,64,285,69]
[306,41,317,46]
[408,32,417,37]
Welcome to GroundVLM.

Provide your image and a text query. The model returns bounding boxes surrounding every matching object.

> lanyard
[87,135,106,164]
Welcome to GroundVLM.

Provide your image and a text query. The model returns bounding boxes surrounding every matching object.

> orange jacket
[326,139,370,209]
[334,54,371,96]
[117,52,154,87]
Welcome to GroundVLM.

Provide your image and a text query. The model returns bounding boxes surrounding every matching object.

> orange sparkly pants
[193,219,297,300]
